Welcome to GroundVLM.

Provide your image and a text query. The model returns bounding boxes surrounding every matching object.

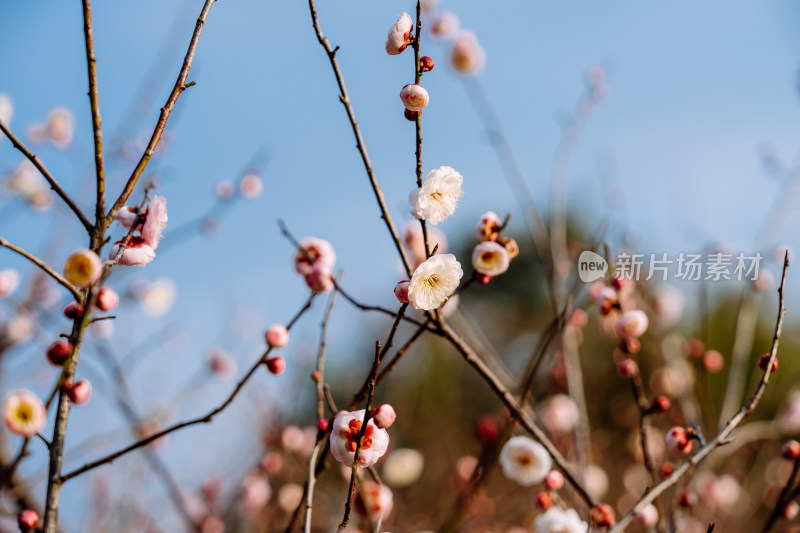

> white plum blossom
[329,410,390,468]
[540,394,581,435]
[615,310,649,338]
[407,254,462,310]
[430,11,459,40]
[471,241,510,276]
[0,94,13,126]
[46,107,74,148]
[450,30,486,76]
[385,13,414,55]
[3,390,47,438]
[499,435,552,486]
[381,448,424,488]
[400,84,429,111]
[359,481,394,521]
[534,507,589,533]
[408,166,464,225]
[63,249,103,288]
[0,269,20,297]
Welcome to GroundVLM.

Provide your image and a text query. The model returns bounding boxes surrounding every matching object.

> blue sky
[1,1,800,529]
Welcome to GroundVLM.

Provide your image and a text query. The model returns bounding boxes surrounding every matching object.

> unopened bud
[265,356,285,375]
[419,55,435,72]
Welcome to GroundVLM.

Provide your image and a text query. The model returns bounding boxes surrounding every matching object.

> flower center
[338,418,375,453]
[481,252,493,262]
[16,404,33,422]
[515,453,532,466]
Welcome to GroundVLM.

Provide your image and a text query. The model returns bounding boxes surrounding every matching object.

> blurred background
[1,1,800,531]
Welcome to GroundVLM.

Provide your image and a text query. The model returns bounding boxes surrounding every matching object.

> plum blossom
[472,241,510,276]
[115,206,140,229]
[394,280,410,303]
[540,394,580,435]
[665,426,693,455]
[430,12,459,40]
[615,310,649,338]
[0,94,13,126]
[3,390,46,437]
[4,161,53,210]
[139,278,177,317]
[329,410,390,468]
[95,287,119,312]
[381,448,424,488]
[141,195,168,249]
[265,324,289,348]
[385,13,414,55]
[450,31,486,76]
[46,107,74,148]
[407,254,462,310]
[358,481,393,521]
[63,249,103,288]
[400,84,429,111]
[534,507,588,533]
[294,237,336,276]
[499,435,552,486]
[371,404,396,429]
[110,237,156,267]
[404,221,447,268]
[239,174,263,199]
[0,269,20,297]
[409,166,464,224]
[476,211,502,241]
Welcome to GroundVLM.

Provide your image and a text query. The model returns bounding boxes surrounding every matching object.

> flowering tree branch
[608,252,789,532]
[0,237,81,300]
[107,0,216,224]
[0,120,93,233]
[307,0,414,277]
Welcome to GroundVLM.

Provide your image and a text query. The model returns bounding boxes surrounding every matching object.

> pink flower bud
[419,56,435,72]
[679,489,697,508]
[400,84,429,111]
[215,179,235,200]
[47,340,72,366]
[783,501,800,520]
[544,470,564,491]
[660,462,674,478]
[394,280,410,303]
[265,356,285,375]
[311,370,321,383]
[239,174,263,199]
[265,324,289,348]
[17,509,39,532]
[759,353,778,373]
[570,309,588,328]
[474,415,500,443]
[304,265,333,292]
[95,287,119,312]
[63,249,103,288]
[404,108,420,121]
[63,302,83,319]
[616,358,638,378]
[65,379,92,405]
[476,273,492,285]
[590,503,615,529]
[702,349,724,373]
[115,206,139,229]
[782,440,800,460]
[370,404,396,429]
[536,491,552,510]
[635,504,658,527]
[665,426,693,456]
[651,395,671,413]
[317,419,330,432]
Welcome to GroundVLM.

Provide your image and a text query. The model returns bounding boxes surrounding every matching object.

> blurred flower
[476,211,502,241]
[615,310,649,339]
[214,179,235,200]
[64,379,92,405]
[409,166,464,224]
[5,315,35,344]
[3,390,46,437]
[239,174,262,199]
[110,237,156,267]
[400,84,430,111]
[404,221,447,269]
[46,107,74,148]
[583,464,609,499]
[665,427,693,456]
[294,237,336,276]
[636,504,659,527]
[407,254,462,310]
[265,324,289,348]
[115,206,140,229]
[381,448,424,488]
[385,13,414,55]
[240,474,271,515]
[140,278,177,316]
[696,472,741,511]
[64,249,103,288]
[540,394,580,435]
[141,195,168,249]
[358,481,393,521]
[95,287,119,312]
[534,506,587,533]
[0,94,13,125]
[281,425,307,454]
[595,287,618,316]
[0,269,20,297]
[304,264,334,292]
[650,285,684,327]
[499,436,551,486]
[779,391,800,433]
[371,404,396,429]
[430,12,460,40]
[450,31,486,76]
[207,347,236,380]
[329,410,390,468]
[277,483,304,512]
[472,241,509,276]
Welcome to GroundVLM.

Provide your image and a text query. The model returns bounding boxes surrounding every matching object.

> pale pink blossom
[329,410,390,468]
[63,249,103,288]
[545,470,564,490]
[110,237,156,267]
[241,474,271,515]
[430,12,460,40]
[636,504,659,527]
[615,310,649,338]
[400,84,429,112]
[4,161,51,210]
[385,13,414,55]
[534,507,588,533]
[3,390,46,437]
[141,195,168,249]
[5,315,34,344]
[665,426,693,455]
[265,324,289,348]
[409,166,464,224]
[394,280,410,303]
[404,221,447,269]
[0,94,13,126]
[540,394,580,435]
[207,347,236,380]
[46,107,74,148]
[476,211,502,241]
[304,264,334,292]
[499,436,551,486]
[595,286,618,315]
[239,174,262,199]
[281,425,307,454]
[696,473,741,511]
[214,179,235,200]
[472,241,510,276]
[294,237,336,276]
[381,448,424,488]
[65,379,92,405]
[450,31,486,76]
[407,254,462,310]
[0,269,20,297]
[583,465,609,499]
[371,404,396,429]
[115,206,140,229]
[95,287,119,312]
[359,481,394,521]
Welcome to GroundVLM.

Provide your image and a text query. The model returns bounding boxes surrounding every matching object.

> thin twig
[0,236,81,300]
[609,252,789,532]
[81,0,106,229]
[762,456,800,532]
[307,0,413,277]
[59,295,315,483]
[107,0,216,223]
[0,120,93,232]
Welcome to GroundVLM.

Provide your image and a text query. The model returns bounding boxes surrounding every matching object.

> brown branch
[762,456,800,532]
[59,295,315,484]
[81,0,106,229]
[107,0,216,223]
[609,252,789,532]
[0,236,81,300]
[412,1,430,260]
[307,0,413,277]
[0,120,93,232]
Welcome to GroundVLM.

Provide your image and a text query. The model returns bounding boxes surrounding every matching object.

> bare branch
[81,0,106,229]
[0,236,81,300]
